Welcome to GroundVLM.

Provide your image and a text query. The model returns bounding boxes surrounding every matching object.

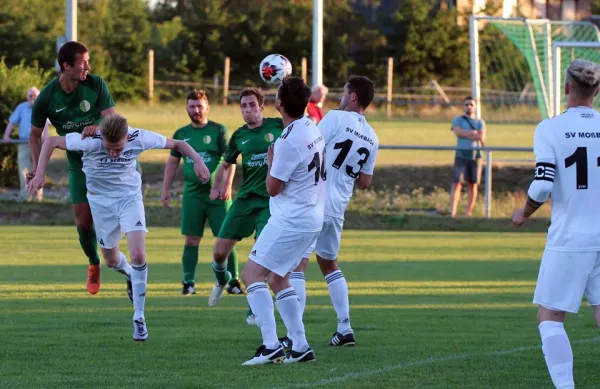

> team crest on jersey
[123,150,133,158]
[203,135,211,144]
[264,133,274,143]
[79,100,91,112]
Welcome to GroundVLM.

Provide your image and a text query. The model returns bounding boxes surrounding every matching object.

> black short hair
[464,96,475,102]
[346,75,375,109]
[58,41,88,72]
[277,77,311,118]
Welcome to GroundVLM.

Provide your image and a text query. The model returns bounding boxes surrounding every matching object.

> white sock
[131,263,148,321]
[325,270,352,334]
[114,252,132,278]
[247,282,279,350]
[290,272,306,316]
[276,287,309,353]
[539,321,574,389]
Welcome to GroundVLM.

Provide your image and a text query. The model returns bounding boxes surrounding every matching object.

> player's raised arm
[164,138,210,183]
[512,122,555,226]
[27,136,67,194]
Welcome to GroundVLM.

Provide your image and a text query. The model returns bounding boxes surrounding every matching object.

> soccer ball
[259,54,292,85]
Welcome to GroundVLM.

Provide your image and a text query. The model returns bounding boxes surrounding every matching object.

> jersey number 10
[565,146,600,189]
[308,150,327,185]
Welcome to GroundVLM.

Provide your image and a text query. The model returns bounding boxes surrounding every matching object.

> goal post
[552,41,600,117]
[470,16,600,123]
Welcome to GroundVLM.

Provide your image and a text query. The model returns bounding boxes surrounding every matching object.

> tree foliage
[0,60,52,187]
[1,0,475,99]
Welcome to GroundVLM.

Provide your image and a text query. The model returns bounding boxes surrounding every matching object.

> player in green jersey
[161,90,242,295]
[29,41,116,295]
[208,88,284,321]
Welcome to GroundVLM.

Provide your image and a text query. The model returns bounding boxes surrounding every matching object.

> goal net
[470,16,600,123]
[553,41,600,116]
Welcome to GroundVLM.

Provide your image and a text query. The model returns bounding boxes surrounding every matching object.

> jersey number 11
[565,146,600,189]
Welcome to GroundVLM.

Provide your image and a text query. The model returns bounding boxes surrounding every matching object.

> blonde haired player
[28,114,210,341]
[512,59,600,389]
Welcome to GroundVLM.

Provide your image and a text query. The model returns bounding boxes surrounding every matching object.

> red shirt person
[306,84,328,123]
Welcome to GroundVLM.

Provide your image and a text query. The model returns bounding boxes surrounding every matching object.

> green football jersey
[171,121,228,192]
[31,74,115,167]
[223,117,284,199]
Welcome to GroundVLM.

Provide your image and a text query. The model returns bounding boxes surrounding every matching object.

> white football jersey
[318,110,379,219]
[65,128,167,197]
[269,117,326,232]
[533,106,600,251]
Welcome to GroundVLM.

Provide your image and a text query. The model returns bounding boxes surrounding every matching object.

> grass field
[2,227,599,388]
[43,103,537,166]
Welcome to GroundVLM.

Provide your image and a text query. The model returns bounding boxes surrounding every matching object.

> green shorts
[67,151,88,204]
[218,195,270,241]
[181,191,232,237]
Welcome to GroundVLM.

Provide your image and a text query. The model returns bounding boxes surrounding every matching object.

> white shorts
[302,216,344,260]
[249,221,319,277]
[88,192,148,249]
[533,249,600,313]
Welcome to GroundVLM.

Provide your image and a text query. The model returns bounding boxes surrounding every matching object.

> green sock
[226,247,239,285]
[182,245,199,285]
[212,260,231,286]
[77,227,100,265]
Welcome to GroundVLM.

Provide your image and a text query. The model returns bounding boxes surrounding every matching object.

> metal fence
[3,140,533,218]
[379,145,534,218]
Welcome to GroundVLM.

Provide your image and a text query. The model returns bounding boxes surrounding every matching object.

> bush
[0,59,52,188]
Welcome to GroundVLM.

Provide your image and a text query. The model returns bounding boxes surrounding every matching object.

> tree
[79,0,152,100]
[0,60,52,188]
[386,0,470,87]
[0,0,63,70]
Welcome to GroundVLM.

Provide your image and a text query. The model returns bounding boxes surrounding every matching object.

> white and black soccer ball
[259,54,292,85]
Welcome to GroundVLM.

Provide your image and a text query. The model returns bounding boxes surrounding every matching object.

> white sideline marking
[271,336,600,389]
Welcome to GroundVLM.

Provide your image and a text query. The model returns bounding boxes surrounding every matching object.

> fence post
[485,150,492,218]
[386,57,393,119]
[212,74,219,101]
[301,57,307,83]
[223,57,230,106]
[148,49,154,103]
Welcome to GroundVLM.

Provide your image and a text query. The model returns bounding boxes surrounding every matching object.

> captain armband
[528,163,554,204]
[533,162,555,182]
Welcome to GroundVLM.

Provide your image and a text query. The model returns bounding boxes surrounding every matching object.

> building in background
[453,0,591,20]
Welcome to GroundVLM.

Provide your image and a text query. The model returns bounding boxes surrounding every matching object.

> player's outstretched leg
[537,308,574,389]
[317,255,355,347]
[128,231,148,341]
[209,238,235,306]
[270,274,315,364]
[181,236,200,295]
[280,257,309,349]
[102,248,134,302]
[74,203,102,294]
[290,258,309,316]
[241,261,285,365]
[226,247,245,295]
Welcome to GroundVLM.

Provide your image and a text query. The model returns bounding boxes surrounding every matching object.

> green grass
[45,103,536,166]
[1,227,599,388]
